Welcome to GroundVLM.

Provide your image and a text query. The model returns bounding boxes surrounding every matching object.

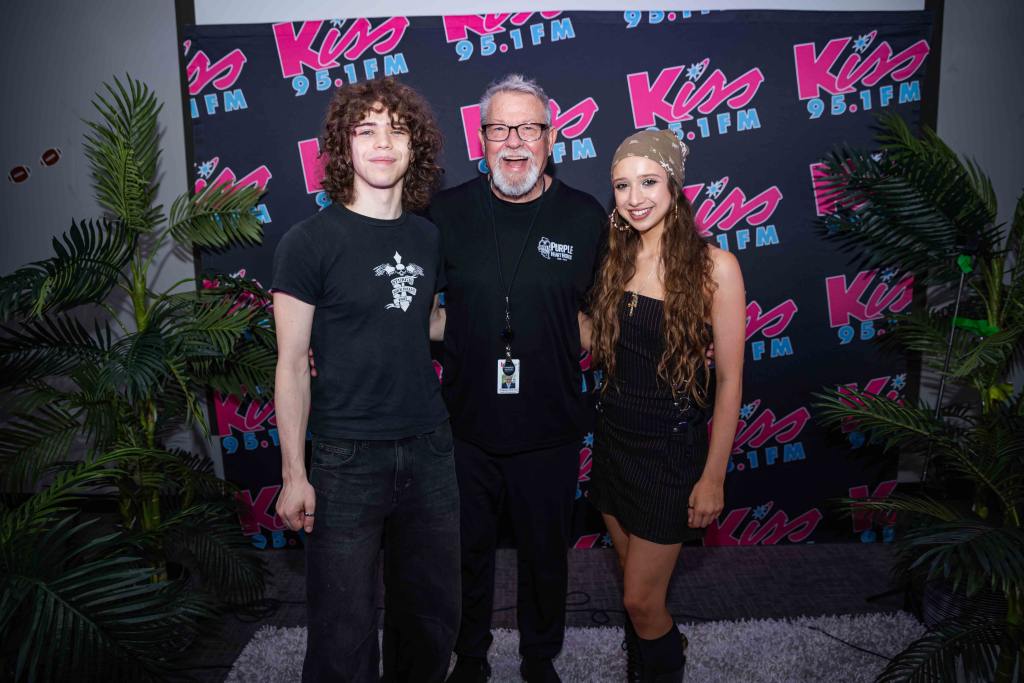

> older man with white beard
[427,75,606,683]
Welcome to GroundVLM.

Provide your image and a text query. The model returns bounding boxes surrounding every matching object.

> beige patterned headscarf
[611,129,689,186]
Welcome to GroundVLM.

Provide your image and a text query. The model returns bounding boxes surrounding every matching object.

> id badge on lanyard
[497,357,520,394]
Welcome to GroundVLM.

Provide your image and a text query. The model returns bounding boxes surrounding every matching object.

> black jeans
[452,437,579,661]
[303,421,461,683]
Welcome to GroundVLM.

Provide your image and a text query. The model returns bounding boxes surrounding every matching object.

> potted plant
[813,112,1023,682]
[0,76,276,681]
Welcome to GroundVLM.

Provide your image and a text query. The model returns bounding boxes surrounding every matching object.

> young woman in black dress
[585,130,745,682]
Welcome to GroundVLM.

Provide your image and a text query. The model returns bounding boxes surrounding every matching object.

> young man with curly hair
[271,78,458,683]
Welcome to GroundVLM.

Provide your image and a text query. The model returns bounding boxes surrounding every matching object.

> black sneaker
[519,657,561,683]
[445,656,491,683]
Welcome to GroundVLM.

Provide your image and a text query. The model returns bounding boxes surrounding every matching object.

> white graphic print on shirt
[373,251,424,311]
[537,236,574,262]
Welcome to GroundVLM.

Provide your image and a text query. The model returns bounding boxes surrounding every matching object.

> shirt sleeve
[270,225,321,305]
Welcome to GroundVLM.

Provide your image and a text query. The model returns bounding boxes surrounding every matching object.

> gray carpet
[226,612,924,682]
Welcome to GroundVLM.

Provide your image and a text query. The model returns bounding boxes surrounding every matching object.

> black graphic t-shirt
[271,203,447,440]
[430,176,605,453]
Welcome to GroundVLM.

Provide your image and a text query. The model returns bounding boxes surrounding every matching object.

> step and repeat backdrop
[184,9,933,550]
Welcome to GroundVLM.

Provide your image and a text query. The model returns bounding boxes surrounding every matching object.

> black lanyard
[487,176,549,360]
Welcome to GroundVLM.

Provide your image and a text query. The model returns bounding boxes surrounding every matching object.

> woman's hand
[688,477,724,528]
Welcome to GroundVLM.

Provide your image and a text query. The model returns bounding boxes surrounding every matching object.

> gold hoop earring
[609,210,629,233]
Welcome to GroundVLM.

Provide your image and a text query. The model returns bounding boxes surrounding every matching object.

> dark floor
[180,543,905,681]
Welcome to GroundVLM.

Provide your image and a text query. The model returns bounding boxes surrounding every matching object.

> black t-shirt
[271,203,447,440]
[429,176,606,453]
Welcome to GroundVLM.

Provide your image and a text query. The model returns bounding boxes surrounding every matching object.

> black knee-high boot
[623,617,642,682]
[637,625,688,682]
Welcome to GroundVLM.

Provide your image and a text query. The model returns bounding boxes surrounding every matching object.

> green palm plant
[814,112,1024,682]
[0,76,276,681]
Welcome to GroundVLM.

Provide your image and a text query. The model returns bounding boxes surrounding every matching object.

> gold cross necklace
[627,256,660,317]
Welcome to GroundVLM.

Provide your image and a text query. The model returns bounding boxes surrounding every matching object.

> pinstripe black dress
[590,292,712,545]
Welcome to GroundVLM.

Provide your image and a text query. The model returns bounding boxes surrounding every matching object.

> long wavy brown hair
[320,78,441,212]
[590,182,716,405]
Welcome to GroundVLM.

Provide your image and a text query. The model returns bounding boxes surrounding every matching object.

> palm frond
[83,76,162,232]
[879,309,948,356]
[161,503,266,605]
[177,296,254,356]
[960,155,999,225]
[0,269,45,322]
[876,617,1005,683]
[161,356,209,432]
[98,326,169,403]
[2,516,216,682]
[0,381,68,414]
[818,113,1003,284]
[200,342,277,398]
[883,309,999,378]
[841,492,963,523]
[0,220,134,321]
[0,450,127,540]
[0,405,81,489]
[985,433,1024,505]
[877,114,1002,255]
[929,437,1020,519]
[167,182,264,249]
[948,324,1024,380]
[159,449,231,502]
[813,388,952,454]
[902,522,1024,597]
[0,315,112,387]
[69,364,129,447]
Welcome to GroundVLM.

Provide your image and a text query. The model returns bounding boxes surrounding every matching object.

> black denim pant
[452,437,579,661]
[302,421,461,683]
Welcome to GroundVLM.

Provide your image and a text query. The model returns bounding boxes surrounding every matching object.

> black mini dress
[589,293,712,545]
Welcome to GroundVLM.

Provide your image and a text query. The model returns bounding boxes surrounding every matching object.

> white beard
[490,150,542,198]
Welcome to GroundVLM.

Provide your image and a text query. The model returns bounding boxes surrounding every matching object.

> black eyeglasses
[482,123,549,142]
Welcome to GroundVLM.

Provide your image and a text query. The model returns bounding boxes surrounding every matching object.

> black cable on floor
[804,625,892,661]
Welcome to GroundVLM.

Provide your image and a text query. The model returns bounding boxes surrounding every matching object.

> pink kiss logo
[627,58,764,128]
[746,299,798,342]
[273,18,410,78]
[683,177,782,239]
[194,156,272,195]
[793,30,929,101]
[578,441,593,484]
[185,40,246,95]
[849,480,897,532]
[732,400,811,455]
[825,269,913,329]
[705,502,823,546]
[214,392,275,438]
[236,486,287,535]
[442,12,563,42]
[746,299,798,362]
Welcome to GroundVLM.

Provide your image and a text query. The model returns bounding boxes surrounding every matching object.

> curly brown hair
[320,78,442,212]
[590,183,716,405]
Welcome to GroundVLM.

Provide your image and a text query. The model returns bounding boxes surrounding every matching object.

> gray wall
[2,1,1021,479]
[936,0,1023,229]
[1,0,190,293]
